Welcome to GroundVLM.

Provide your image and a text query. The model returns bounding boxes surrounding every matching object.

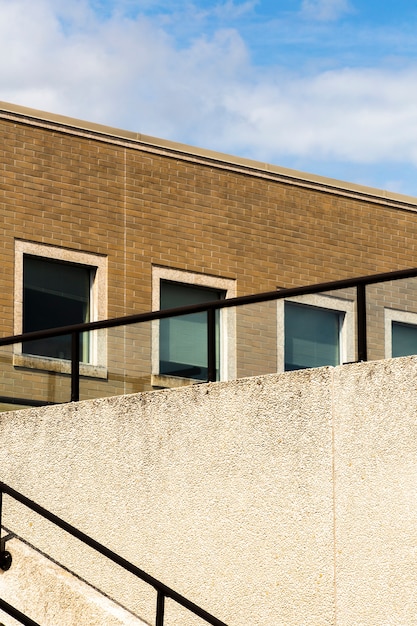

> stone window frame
[384,307,417,358]
[151,266,236,388]
[277,293,355,372]
[14,240,108,377]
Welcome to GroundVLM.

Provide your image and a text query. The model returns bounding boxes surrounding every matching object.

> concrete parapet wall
[0,357,416,624]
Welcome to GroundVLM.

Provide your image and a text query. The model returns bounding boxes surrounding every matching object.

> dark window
[285,302,342,371]
[392,321,417,358]
[159,281,224,381]
[23,256,92,361]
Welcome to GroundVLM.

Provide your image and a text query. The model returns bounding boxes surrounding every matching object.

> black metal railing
[0,482,228,626]
[0,267,417,404]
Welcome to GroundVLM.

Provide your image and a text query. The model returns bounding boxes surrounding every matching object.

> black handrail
[0,267,417,402]
[0,482,228,626]
[0,598,41,626]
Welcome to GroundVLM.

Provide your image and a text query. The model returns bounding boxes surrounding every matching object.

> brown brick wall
[1,110,417,403]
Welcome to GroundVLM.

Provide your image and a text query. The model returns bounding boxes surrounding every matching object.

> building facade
[1,101,417,407]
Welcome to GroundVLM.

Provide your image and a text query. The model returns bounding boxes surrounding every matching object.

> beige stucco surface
[0,538,147,626]
[333,361,417,625]
[0,358,416,624]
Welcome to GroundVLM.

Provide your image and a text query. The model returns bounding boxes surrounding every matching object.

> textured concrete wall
[0,538,147,626]
[333,360,417,625]
[0,358,416,624]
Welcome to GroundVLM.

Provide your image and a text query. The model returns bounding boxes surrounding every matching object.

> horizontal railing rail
[0,482,228,626]
[0,267,417,402]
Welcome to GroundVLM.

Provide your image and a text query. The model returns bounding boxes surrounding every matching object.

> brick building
[1,100,417,407]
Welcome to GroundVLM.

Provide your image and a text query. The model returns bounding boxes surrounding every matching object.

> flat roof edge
[1,100,417,209]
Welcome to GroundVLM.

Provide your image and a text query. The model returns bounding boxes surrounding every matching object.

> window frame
[277,293,355,372]
[14,240,108,377]
[151,266,236,387]
[385,308,417,358]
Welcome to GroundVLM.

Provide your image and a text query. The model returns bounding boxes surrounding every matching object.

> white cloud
[300,0,353,22]
[215,67,417,165]
[1,0,417,194]
[212,0,258,20]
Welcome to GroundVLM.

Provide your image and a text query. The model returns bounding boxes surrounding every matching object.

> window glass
[391,321,417,357]
[23,256,92,361]
[160,281,223,380]
[285,302,341,371]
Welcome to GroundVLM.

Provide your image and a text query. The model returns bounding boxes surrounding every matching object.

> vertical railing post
[0,485,3,540]
[207,308,216,382]
[156,589,165,626]
[71,331,80,402]
[357,283,367,362]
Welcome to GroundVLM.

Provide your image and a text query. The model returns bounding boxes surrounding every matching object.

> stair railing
[0,482,228,626]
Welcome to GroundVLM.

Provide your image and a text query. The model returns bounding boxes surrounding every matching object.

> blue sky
[2,0,417,195]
